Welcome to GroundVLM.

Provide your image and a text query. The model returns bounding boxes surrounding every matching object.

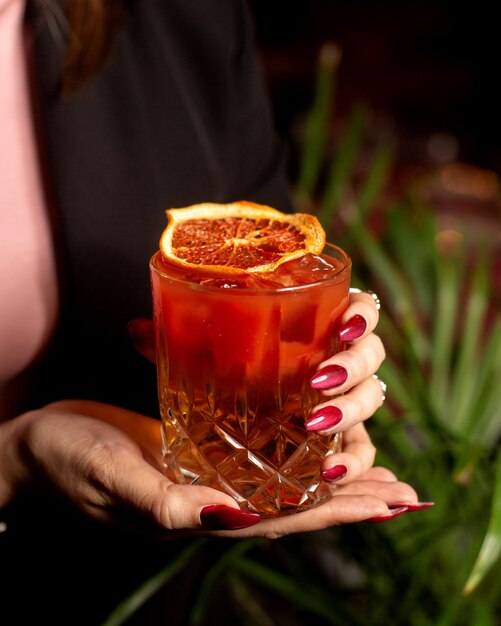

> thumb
[158,483,261,531]
[115,459,260,531]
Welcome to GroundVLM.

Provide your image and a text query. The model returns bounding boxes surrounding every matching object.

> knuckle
[346,337,383,378]
[395,481,419,502]
[372,334,386,363]
[366,441,377,466]
[343,348,369,378]
[263,529,284,540]
[69,447,117,509]
[342,393,365,422]
[371,466,398,481]
[153,482,190,529]
[372,377,385,408]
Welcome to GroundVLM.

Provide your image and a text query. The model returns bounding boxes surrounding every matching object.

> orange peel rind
[159,200,326,274]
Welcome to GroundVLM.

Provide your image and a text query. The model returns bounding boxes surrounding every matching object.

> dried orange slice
[159,200,326,274]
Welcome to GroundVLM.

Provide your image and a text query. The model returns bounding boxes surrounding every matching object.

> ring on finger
[367,290,381,311]
[373,374,387,402]
[349,287,381,311]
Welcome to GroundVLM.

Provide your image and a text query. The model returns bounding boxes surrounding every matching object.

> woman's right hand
[0,400,427,539]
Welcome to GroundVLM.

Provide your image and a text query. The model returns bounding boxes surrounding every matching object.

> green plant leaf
[317,104,369,230]
[463,449,501,594]
[99,539,207,626]
[295,43,341,206]
[235,556,349,624]
[429,242,464,421]
[449,247,491,435]
[350,223,429,364]
[377,355,413,411]
[228,573,278,626]
[463,317,501,448]
[386,199,436,316]
[355,141,394,218]
[189,539,261,625]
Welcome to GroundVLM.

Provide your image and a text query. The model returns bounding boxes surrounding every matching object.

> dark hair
[32,0,125,95]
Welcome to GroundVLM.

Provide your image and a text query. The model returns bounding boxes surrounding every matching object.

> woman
[0,1,424,624]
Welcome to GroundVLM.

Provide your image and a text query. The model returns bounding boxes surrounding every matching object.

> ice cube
[296,253,336,277]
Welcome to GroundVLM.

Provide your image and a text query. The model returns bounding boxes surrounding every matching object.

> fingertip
[305,405,343,432]
[345,291,380,335]
[365,506,408,522]
[321,464,347,482]
[338,314,367,342]
[388,501,435,512]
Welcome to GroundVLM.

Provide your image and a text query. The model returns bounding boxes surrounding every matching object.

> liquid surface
[155,251,345,289]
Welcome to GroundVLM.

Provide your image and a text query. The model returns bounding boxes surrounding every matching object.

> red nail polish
[305,406,343,431]
[200,505,260,530]
[310,365,348,390]
[388,502,435,512]
[366,506,408,522]
[321,464,347,482]
[339,314,367,341]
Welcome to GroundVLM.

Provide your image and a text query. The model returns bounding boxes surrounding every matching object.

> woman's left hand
[130,288,386,482]
[2,399,424,539]
[129,288,386,488]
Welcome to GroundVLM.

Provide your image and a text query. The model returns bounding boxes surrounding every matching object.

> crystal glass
[150,243,351,517]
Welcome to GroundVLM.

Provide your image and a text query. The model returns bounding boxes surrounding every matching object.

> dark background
[249,0,501,174]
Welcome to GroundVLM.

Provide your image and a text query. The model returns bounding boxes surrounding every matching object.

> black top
[29,0,291,416]
[1,2,291,624]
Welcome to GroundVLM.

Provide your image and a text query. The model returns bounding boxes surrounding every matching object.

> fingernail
[366,506,408,522]
[321,464,347,482]
[339,314,367,341]
[305,406,343,431]
[200,505,260,530]
[388,502,435,512]
[310,365,348,390]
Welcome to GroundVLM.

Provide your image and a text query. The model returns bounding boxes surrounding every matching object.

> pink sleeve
[0,0,59,389]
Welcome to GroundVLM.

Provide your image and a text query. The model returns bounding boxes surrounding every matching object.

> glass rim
[150,242,351,295]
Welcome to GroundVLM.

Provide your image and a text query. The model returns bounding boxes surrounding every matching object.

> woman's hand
[0,400,426,539]
[128,288,387,488]
[32,289,424,538]
[307,289,387,484]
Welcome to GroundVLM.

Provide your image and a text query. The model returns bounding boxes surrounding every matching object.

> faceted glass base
[160,389,341,518]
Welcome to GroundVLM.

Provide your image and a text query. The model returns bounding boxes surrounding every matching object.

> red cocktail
[150,235,351,516]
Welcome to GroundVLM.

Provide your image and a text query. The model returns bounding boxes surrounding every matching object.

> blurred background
[241,3,501,625]
[108,3,501,625]
[250,0,501,300]
[250,0,501,172]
